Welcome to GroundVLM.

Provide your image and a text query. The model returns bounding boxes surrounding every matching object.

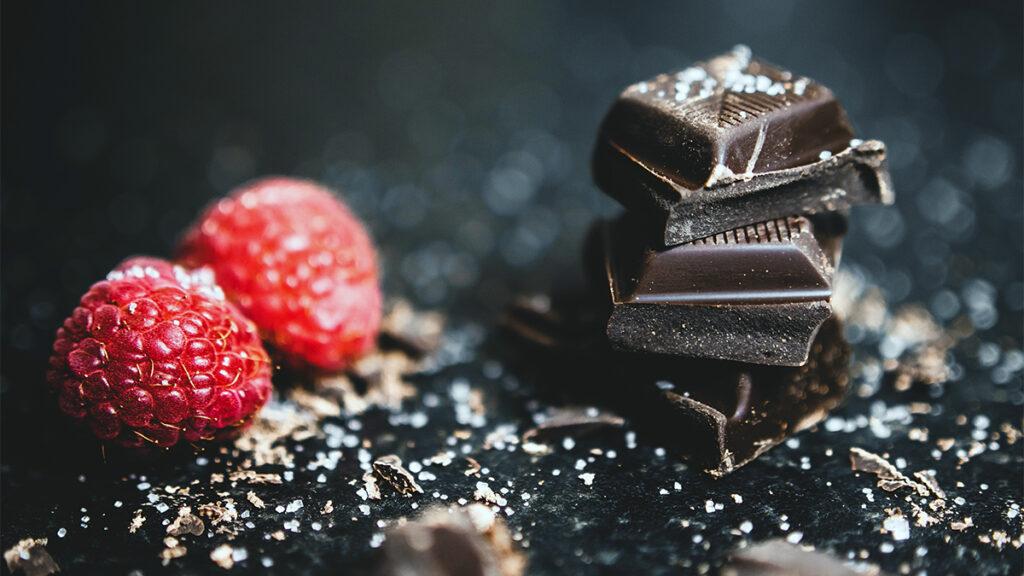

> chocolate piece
[722,539,883,576]
[376,505,525,576]
[593,45,893,245]
[372,455,423,496]
[601,214,836,365]
[500,293,851,475]
[379,298,445,357]
[635,317,850,476]
[3,538,60,576]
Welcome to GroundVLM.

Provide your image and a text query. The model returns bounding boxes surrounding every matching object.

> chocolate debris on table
[376,505,525,576]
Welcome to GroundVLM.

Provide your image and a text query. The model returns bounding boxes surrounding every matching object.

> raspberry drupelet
[178,177,381,371]
[47,257,273,448]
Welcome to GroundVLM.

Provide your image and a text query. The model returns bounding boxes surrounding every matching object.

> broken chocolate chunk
[376,505,525,576]
[598,214,838,366]
[722,539,884,576]
[3,538,60,576]
[380,298,445,357]
[632,318,850,476]
[372,454,423,496]
[593,45,892,245]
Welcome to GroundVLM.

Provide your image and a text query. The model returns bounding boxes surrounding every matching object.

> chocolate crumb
[951,517,974,531]
[473,481,508,507]
[167,508,205,537]
[288,387,342,418]
[129,510,146,534]
[228,470,283,485]
[913,471,946,500]
[159,537,187,564]
[379,299,445,356]
[849,447,929,497]
[246,492,265,509]
[373,455,423,496]
[210,543,235,569]
[4,538,60,576]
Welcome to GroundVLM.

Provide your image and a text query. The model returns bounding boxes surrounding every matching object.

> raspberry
[178,177,381,371]
[47,257,273,448]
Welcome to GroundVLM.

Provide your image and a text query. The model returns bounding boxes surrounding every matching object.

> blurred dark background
[3,0,1022,403]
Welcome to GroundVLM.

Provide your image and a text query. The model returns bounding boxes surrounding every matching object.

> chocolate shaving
[849,448,930,497]
[362,470,382,500]
[197,500,239,527]
[473,481,507,507]
[246,492,265,509]
[228,469,282,485]
[166,508,205,537]
[316,351,418,414]
[209,544,235,569]
[287,387,341,418]
[377,505,524,576]
[950,517,974,531]
[372,455,423,496]
[235,403,315,467]
[4,538,60,576]
[464,457,482,477]
[129,510,146,534]
[913,471,946,500]
[380,299,445,356]
[522,407,625,442]
[159,537,187,564]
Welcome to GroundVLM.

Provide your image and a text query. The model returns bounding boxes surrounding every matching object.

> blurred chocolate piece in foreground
[376,505,525,576]
[723,539,885,576]
[593,45,893,245]
[598,214,838,366]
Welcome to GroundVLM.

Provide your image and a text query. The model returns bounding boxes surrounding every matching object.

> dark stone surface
[2,1,1021,574]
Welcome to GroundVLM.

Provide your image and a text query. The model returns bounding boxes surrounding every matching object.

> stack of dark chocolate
[591,45,893,367]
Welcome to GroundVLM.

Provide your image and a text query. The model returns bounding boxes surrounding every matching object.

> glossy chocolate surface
[597,214,838,365]
[598,45,855,191]
[606,215,832,306]
[593,46,894,245]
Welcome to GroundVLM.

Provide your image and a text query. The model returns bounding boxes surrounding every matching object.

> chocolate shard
[601,214,836,366]
[593,45,893,245]
[634,318,850,476]
[376,505,525,576]
[372,455,423,496]
[722,539,884,576]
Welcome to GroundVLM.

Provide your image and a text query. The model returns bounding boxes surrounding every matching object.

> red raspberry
[46,257,273,448]
[178,177,381,371]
